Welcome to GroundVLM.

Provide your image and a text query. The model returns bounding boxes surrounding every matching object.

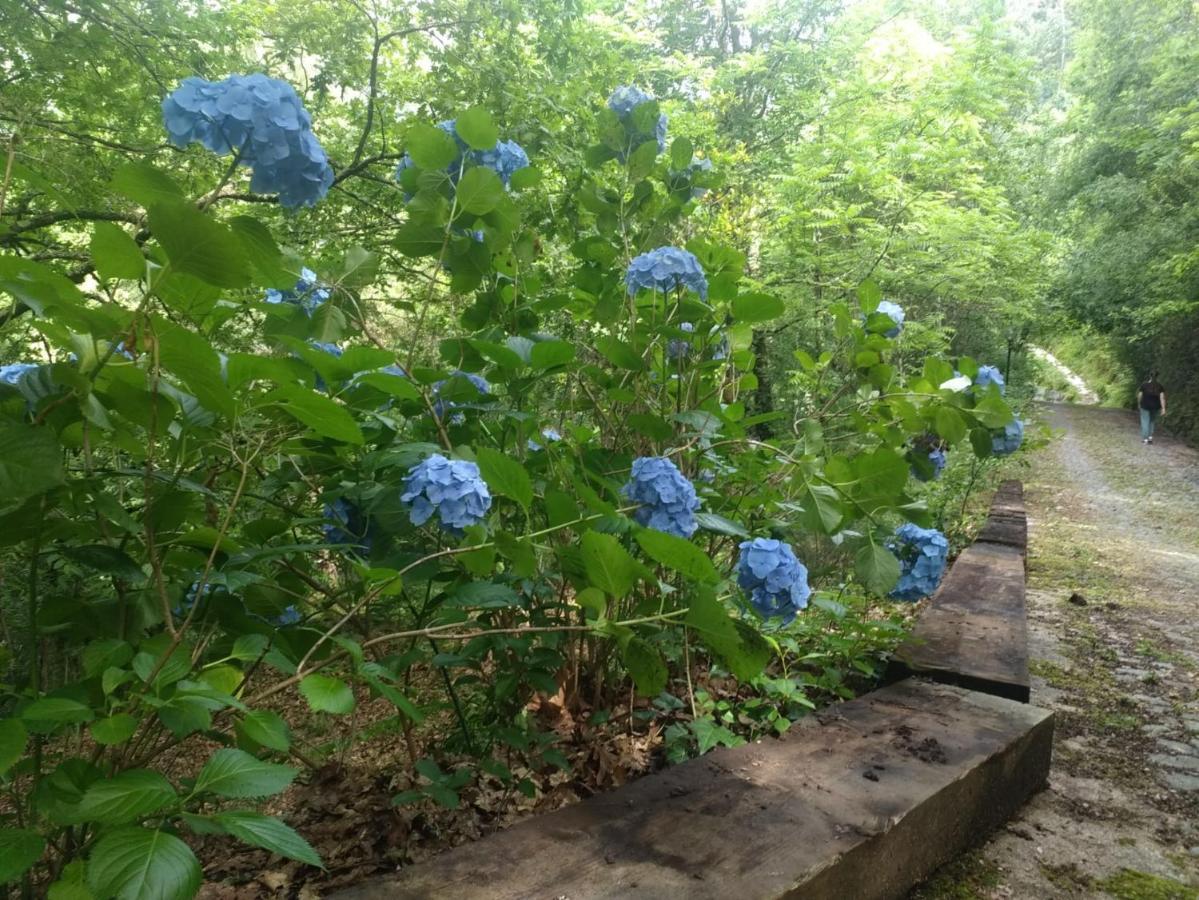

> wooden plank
[889,541,1029,701]
[331,681,1052,900]
[977,480,1027,549]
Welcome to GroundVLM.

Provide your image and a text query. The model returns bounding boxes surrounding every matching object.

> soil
[913,402,1199,899]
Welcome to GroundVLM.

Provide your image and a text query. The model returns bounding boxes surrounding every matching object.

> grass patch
[910,851,1003,899]
[1098,868,1199,900]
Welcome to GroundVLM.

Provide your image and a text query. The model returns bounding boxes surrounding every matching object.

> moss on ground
[909,851,1002,899]
[1097,868,1199,900]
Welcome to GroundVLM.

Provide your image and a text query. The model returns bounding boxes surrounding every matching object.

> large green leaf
[91,222,145,281]
[237,710,291,753]
[580,531,637,598]
[406,123,459,170]
[731,292,786,323]
[212,812,323,868]
[475,447,532,510]
[229,216,294,288]
[149,200,250,288]
[193,748,297,799]
[299,674,355,715]
[634,529,720,584]
[454,167,504,216]
[87,827,201,900]
[77,770,177,825]
[623,638,667,696]
[110,162,184,207]
[21,698,94,732]
[91,714,139,746]
[0,718,28,774]
[265,386,364,444]
[0,424,64,511]
[800,482,843,534]
[686,590,772,680]
[454,107,498,151]
[855,543,901,596]
[0,828,45,884]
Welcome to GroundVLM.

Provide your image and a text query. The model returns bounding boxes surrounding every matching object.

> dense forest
[0,0,1190,895]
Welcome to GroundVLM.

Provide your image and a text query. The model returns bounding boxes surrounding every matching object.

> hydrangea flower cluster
[265,267,329,316]
[667,322,694,360]
[736,538,812,625]
[927,448,948,479]
[992,418,1024,455]
[395,119,529,190]
[323,498,373,554]
[626,247,708,299]
[607,85,668,152]
[401,454,493,533]
[621,456,700,538]
[273,606,302,627]
[875,300,905,338]
[527,426,562,452]
[0,363,37,386]
[162,74,333,209]
[432,371,491,422]
[888,524,950,601]
[975,365,1006,393]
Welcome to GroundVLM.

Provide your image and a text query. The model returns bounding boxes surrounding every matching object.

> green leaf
[623,638,667,696]
[91,222,144,281]
[91,714,139,746]
[82,640,134,677]
[580,531,637,598]
[237,710,291,753]
[934,406,967,444]
[87,827,201,900]
[856,543,901,596]
[193,748,298,799]
[0,424,65,511]
[229,216,294,288]
[265,385,364,444]
[627,140,659,180]
[394,222,447,258]
[686,591,772,681]
[212,811,323,868]
[800,482,842,534]
[47,860,90,899]
[340,245,379,289]
[406,123,459,169]
[694,512,750,538]
[731,292,786,323]
[0,828,45,884]
[77,770,176,825]
[63,546,145,581]
[0,718,28,774]
[110,162,184,207]
[299,674,355,715]
[454,167,504,216]
[529,340,575,369]
[158,697,212,739]
[509,167,540,191]
[857,279,882,312]
[355,371,420,401]
[475,447,532,510]
[671,136,694,171]
[455,107,498,151]
[149,200,250,288]
[634,529,720,584]
[21,698,94,731]
[594,335,644,370]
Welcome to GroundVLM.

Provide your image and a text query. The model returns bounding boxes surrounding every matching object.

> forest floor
[914,402,1199,900]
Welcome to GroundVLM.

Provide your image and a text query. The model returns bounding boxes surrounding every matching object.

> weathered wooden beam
[976,480,1027,550]
[331,680,1052,900]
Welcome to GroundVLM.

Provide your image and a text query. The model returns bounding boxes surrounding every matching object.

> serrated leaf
[149,200,249,288]
[686,591,772,680]
[91,713,139,746]
[91,222,145,281]
[77,770,176,825]
[0,424,65,511]
[193,749,297,799]
[454,107,498,151]
[694,512,749,538]
[856,543,901,596]
[265,385,364,444]
[0,719,27,774]
[110,162,184,207]
[623,638,667,696]
[212,811,323,868]
[237,710,290,752]
[454,167,504,216]
[634,529,719,584]
[475,447,532,510]
[406,123,459,170]
[87,827,200,900]
[299,674,355,715]
[0,828,45,884]
[580,531,637,598]
[21,698,94,731]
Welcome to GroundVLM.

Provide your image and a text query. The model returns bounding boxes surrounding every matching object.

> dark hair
[1150,370,1160,380]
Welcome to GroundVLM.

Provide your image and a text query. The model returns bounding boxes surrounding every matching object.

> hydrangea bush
[0,72,1027,898]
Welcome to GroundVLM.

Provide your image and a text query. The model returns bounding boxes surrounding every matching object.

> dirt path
[915,403,1199,899]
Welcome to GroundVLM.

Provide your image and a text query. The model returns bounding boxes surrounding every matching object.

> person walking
[1137,372,1166,444]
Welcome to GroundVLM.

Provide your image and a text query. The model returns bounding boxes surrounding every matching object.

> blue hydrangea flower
[607,86,668,153]
[401,454,493,533]
[910,435,947,482]
[626,247,708,300]
[927,448,948,478]
[622,456,700,538]
[736,538,812,624]
[992,418,1024,455]
[888,524,949,601]
[975,365,1006,394]
[0,363,38,387]
[307,341,342,392]
[265,267,330,316]
[273,606,301,627]
[685,156,713,198]
[667,322,695,360]
[697,468,716,484]
[711,332,730,361]
[527,426,563,452]
[162,74,333,209]
[432,371,491,421]
[873,300,905,338]
[394,119,529,190]
[323,498,373,553]
[113,341,137,361]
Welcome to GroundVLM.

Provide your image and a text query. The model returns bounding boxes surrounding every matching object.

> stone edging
[333,481,1051,900]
